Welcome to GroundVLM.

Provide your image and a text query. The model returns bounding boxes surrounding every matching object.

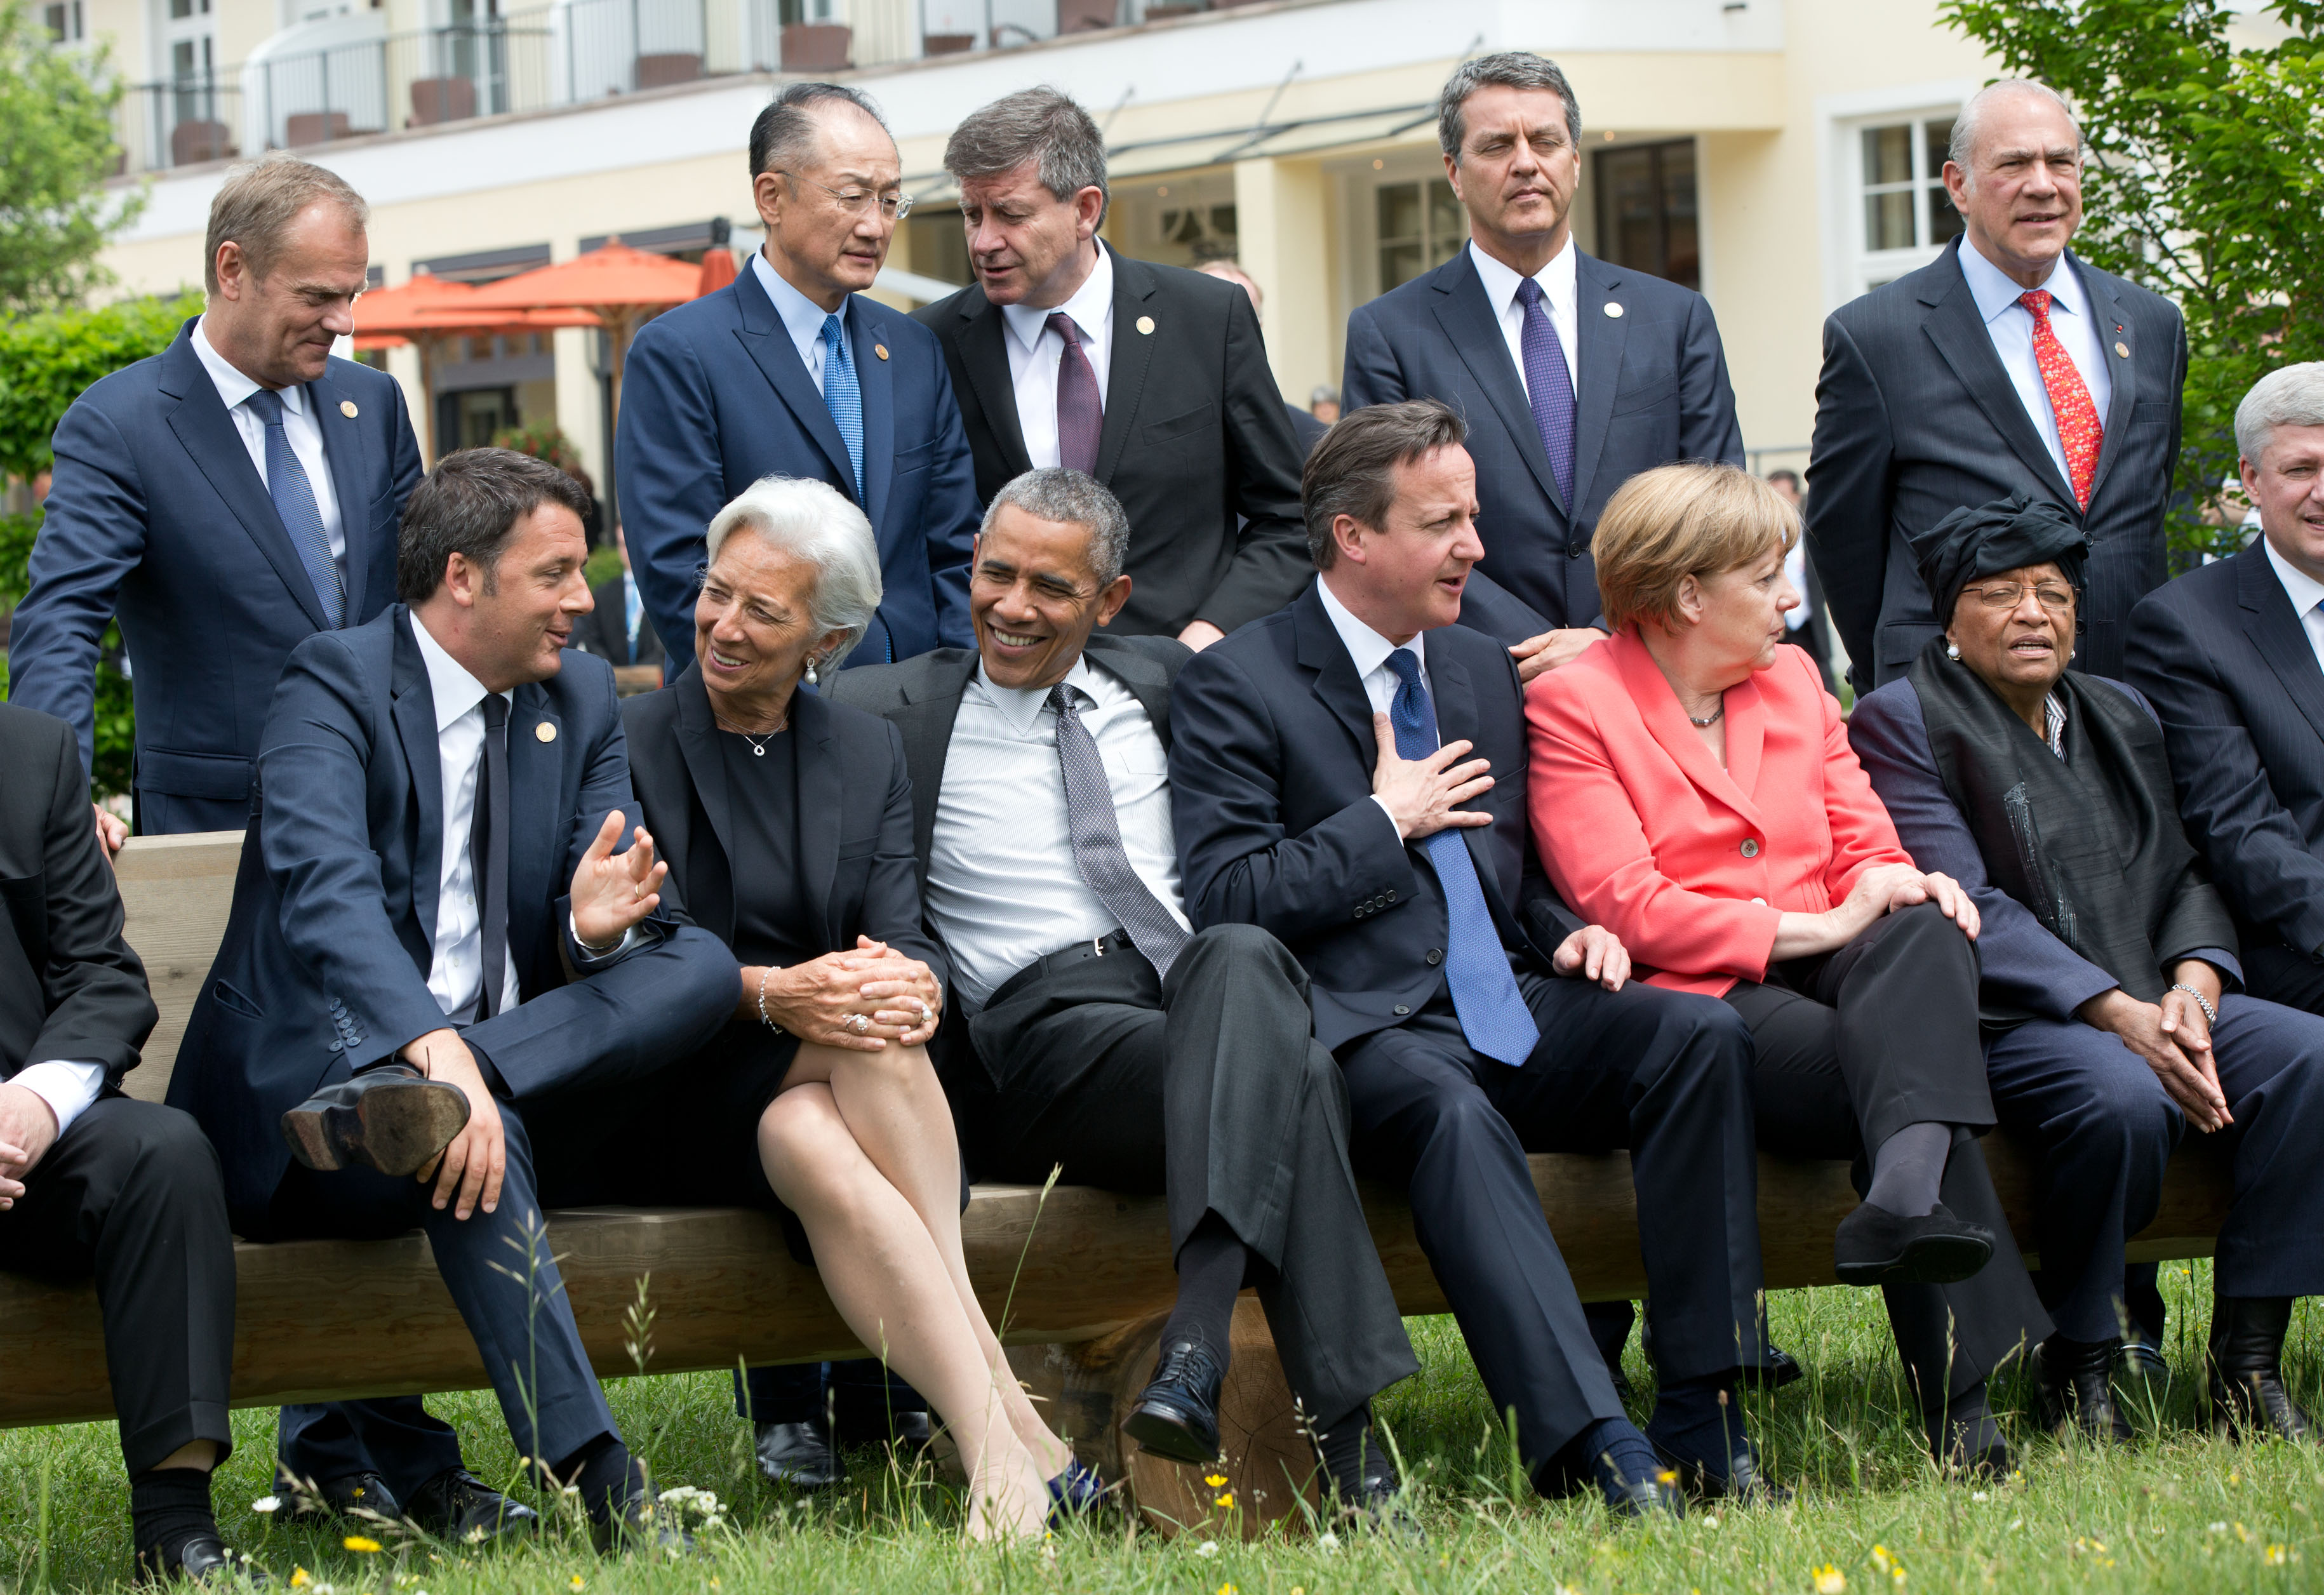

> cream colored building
[82,0,2026,490]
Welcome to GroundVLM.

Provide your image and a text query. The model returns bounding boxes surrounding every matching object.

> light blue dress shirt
[1957,241,2113,492]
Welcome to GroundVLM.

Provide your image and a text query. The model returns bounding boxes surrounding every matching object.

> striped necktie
[820,310,865,505]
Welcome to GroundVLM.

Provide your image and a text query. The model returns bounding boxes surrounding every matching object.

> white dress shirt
[1957,241,2114,492]
[1783,542,1812,631]
[11,1060,105,1139]
[190,315,347,565]
[1318,575,1432,839]
[927,651,1189,1010]
[1000,244,1116,471]
[410,615,524,1023]
[2265,536,2324,674]
[1467,238,1580,399]
[751,248,851,392]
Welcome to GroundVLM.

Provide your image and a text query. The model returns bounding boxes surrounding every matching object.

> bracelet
[2168,982,2219,1026]
[756,967,786,1035]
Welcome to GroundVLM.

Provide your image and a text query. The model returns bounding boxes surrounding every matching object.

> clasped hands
[0,1081,62,1210]
[2080,960,2233,1133]
[742,937,943,1052]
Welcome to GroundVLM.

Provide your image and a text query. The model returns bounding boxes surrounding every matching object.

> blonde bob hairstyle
[702,476,884,671]
[1592,462,1800,634]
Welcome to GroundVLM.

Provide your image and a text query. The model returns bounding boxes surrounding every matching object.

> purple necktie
[1515,277,1576,509]
[1049,311,1103,476]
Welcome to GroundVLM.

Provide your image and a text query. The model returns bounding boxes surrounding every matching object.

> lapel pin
[535,721,557,743]
[1136,315,1156,335]
[2114,340,2130,358]
[340,399,359,417]
[873,343,890,361]
[1604,302,1624,318]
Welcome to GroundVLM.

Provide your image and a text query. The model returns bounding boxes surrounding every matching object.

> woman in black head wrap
[1850,494,2324,1452]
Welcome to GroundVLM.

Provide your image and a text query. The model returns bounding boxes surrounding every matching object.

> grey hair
[1947,79,2083,174]
[1438,51,1581,163]
[704,476,884,670]
[1310,384,1340,407]
[1301,399,1467,570]
[981,467,1132,586]
[749,81,890,180]
[944,86,1109,225]
[204,154,368,295]
[2236,362,2324,463]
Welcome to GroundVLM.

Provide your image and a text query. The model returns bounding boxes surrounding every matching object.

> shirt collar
[192,314,305,417]
[974,653,1104,738]
[409,610,500,734]
[751,247,848,355]
[1316,573,1423,683]
[2264,535,2324,621]
[1467,236,1577,321]
[2043,690,2068,758]
[1001,243,1115,359]
[1958,239,2083,328]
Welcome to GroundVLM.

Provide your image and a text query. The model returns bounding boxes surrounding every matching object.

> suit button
[1740,839,1761,858]
[1393,1004,1411,1016]
[1567,545,1585,559]
[326,1040,343,1053]
[1386,889,1398,902]
[1426,949,1443,966]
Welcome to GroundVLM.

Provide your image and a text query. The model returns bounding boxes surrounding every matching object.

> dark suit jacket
[8,320,421,820]
[1166,581,1580,1052]
[0,705,156,1086]
[2126,547,2324,963]
[617,267,979,672]
[169,606,677,1214]
[1342,246,1744,635]
[824,632,1189,897]
[912,246,1311,639]
[620,664,945,987]
[1806,237,2187,691]
[571,572,666,669]
[1287,401,1328,458]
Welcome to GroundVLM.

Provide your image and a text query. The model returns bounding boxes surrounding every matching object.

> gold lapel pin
[1604,303,1624,318]
[1136,315,1156,335]
[874,344,890,361]
[2114,340,2130,358]
[340,399,359,418]
[535,721,557,743]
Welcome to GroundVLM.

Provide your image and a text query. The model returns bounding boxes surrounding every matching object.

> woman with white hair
[620,476,1081,1539]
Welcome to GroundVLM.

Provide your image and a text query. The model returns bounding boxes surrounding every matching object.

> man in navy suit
[1342,53,1744,678]
[618,81,977,673]
[2128,363,2324,1012]
[170,450,737,1548]
[1169,401,1773,1516]
[9,156,422,846]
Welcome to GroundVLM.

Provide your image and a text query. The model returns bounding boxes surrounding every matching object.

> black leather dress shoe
[1609,1471,1688,1521]
[1833,1201,1994,1286]
[2209,1295,2316,1442]
[135,1533,267,1585]
[281,1469,401,1523]
[1121,1338,1225,1465]
[753,1418,845,1490]
[834,1406,937,1457]
[2117,1332,2170,1388]
[404,1467,540,1544]
[1742,1345,1806,1392]
[590,1487,702,1558]
[280,1064,469,1178]
[1330,1455,1424,1540]
[1653,1441,1793,1506]
[2036,1335,2133,1443]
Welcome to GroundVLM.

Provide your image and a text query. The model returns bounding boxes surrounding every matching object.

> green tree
[0,0,147,314]
[1939,0,2324,558]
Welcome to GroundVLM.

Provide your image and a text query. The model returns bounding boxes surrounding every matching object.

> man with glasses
[619,81,978,676]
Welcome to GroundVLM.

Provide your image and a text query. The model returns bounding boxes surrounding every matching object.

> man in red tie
[1804,79,2187,693]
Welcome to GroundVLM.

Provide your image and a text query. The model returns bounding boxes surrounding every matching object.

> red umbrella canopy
[462,239,704,313]
[697,246,738,297]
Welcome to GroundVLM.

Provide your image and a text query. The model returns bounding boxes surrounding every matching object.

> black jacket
[571,572,666,670]
[912,246,1311,639]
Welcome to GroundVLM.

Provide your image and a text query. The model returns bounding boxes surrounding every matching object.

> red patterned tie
[2019,290,2102,509]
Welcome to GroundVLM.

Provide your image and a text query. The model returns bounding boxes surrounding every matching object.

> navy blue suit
[617,267,977,674]
[1342,248,1744,638]
[8,320,420,832]
[170,606,736,1496]
[1168,582,1765,1476]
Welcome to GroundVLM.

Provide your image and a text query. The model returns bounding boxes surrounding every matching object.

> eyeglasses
[779,172,911,220]
[1968,581,2077,613]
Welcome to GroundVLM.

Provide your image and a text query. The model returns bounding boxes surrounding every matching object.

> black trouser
[1723,902,2050,1404]
[2243,937,2324,1017]
[734,1361,926,1429]
[0,1098,236,1476]
[957,923,1418,1425]
[1339,966,1765,1472]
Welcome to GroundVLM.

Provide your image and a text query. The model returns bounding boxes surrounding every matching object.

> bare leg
[785,1042,1074,1474]
[758,1084,1048,1539]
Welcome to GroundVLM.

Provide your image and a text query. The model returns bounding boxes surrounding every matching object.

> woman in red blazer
[1525,464,2048,1479]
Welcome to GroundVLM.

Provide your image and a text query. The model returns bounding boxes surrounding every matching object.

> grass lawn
[4,1259,2319,1593]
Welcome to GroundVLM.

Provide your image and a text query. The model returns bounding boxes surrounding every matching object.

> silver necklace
[1686,701,1725,728]
[716,714,787,756]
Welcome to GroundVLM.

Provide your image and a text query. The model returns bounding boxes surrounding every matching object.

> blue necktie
[1382,648,1541,1067]
[1515,277,1577,510]
[243,387,344,627]
[820,310,865,506]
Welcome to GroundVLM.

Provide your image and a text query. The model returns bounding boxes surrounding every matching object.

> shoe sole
[1834,1231,1993,1287]
[281,1079,471,1177]
[1121,1403,1220,1466]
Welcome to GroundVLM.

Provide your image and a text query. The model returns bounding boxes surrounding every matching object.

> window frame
[1815,80,1980,312]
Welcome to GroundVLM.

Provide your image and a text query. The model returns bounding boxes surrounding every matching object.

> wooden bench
[0,832,2235,1535]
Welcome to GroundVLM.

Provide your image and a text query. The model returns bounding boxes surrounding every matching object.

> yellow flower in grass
[1217,1584,1237,1595]
[343,1536,382,1555]
[2266,1545,2290,1566]
[568,1578,586,1592]
[290,1571,312,1589]
[1812,1566,1847,1594]
[1214,1492,1236,1511]
[1871,1545,1906,1584]
[1205,1473,1229,1488]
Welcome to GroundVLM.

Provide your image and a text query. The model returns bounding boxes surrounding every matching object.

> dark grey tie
[1046,683,1189,980]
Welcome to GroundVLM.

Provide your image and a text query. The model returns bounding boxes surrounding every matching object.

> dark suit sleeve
[868,719,949,994]
[2125,591,2324,957]
[1168,648,1420,938]
[615,321,726,671]
[1804,315,1895,693]
[1679,293,1745,468]
[922,342,980,650]
[5,398,149,779]
[1199,290,1314,635]
[387,373,424,517]
[1340,302,1406,411]
[17,716,156,1081]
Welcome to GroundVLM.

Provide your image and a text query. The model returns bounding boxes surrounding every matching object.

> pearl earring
[1946,640,1961,661]
[804,657,820,685]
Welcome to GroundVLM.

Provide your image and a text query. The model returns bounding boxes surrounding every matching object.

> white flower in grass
[2210,1523,2231,1534]
[1970,1492,1989,1503]
[251,1496,283,1514]
[1316,1531,1340,1554]
[1195,1540,1220,1558]
[1701,1514,1720,1530]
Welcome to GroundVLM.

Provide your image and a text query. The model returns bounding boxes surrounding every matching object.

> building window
[1375,177,1462,294]
[1592,138,1699,290]
[1848,111,1964,293]
[44,0,84,41]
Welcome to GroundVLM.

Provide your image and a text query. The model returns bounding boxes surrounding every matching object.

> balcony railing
[918,0,1255,55]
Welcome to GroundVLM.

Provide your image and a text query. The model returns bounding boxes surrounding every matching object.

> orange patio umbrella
[697,245,738,297]
[462,240,704,425]
[352,272,600,462]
